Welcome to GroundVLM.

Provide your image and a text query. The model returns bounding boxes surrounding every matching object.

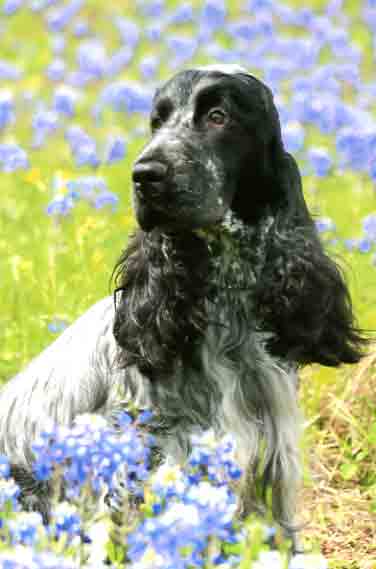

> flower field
[0,0,375,567]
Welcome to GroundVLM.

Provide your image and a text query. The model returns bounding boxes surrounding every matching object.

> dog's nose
[132,161,168,187]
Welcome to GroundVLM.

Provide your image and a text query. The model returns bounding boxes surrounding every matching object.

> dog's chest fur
[113,214,300,484]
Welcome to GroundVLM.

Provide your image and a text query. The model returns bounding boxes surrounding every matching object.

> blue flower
[310,66,341,96]
[264,58,294,87]
[0,478,20,510]
[46,58,66,82]
[106,46,134,77]
[200,0,226,32]
[308,147,333,177]
[363,4,376,33]
[344,238,357,251]
[0,60,22,81]
[8,512,44,546]
[332,63,360,86]
[105,136,127,164]
[66,175,108,200]
[50,34,65,55]
[72,18,89,37]
[139,56,160,80]
[0,455,10,479]
[46,194,75,217]
[0,547,78,569]
[227,20,258,41]
[362,213,376,242]
[282,122,305,154]
[188,431,242,485]
[46,0,83,32]
[144,22,164,42]
[336,128,376,172]
[247,0,274,11]
[65,125,100,168]
[113,17,140,48]
[32,412,151,496]
[76,39,107,81]
[358,238,372,253]
[53,86,78,117]
[168,4,194,25]
[100,81,153,115]
[315,217,336,234]
[3,0,23,16]
[0,90,14,130]
[166,36,197,67]
[32,107,60,148]
[48,318,70,333]
[94,191,119,211]
[128,480,239,569]
[47,175,119,215]
[136,0,165,18]
[326,0,343,16]
[0,143,29,172]
[30,0,58,10]
[368,159,376,181]
[137,409,154,424]
[50,502,81,541]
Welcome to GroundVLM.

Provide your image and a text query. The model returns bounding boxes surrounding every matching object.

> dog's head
[132,65,304,231]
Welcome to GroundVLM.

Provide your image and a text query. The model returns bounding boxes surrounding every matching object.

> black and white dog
[0,65,366,546]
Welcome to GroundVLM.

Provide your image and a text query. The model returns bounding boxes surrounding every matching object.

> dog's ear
[265,89,314,224]
[251,86,369,367]
[231,81,313,224]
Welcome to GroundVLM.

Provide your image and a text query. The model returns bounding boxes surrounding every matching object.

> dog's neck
[113,210,274,379]
[196,210,274,292]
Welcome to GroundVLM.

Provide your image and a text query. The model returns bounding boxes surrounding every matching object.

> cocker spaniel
[0,65,366,550]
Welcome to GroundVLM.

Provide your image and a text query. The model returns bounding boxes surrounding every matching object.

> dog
[0,65,366,550]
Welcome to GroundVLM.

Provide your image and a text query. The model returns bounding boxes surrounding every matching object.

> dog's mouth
[133,184,189,233]
[131,155,229,232]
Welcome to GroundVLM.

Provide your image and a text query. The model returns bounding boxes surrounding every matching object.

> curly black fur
[113,230,211,378]
[255,216,365,366]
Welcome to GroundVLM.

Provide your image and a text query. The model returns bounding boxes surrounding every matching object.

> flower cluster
[0,418,330,568]
[32,412,151,497]
[127,432,242,569]
[0,478,20,512]
[46,174,119,216]
[0,547,78,569]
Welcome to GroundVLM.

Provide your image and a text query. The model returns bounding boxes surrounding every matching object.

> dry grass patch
[299,353,376,569]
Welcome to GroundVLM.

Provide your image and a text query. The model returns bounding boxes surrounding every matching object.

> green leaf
[340,462,358,480]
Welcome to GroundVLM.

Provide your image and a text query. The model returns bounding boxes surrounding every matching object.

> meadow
[0,0,375,567]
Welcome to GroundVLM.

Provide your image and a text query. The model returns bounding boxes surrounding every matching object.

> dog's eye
[207,108,226,126]
[151,116,163,132]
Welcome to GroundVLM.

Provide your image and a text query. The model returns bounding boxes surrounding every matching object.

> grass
[0,0,376,567]
[300,353,376,568]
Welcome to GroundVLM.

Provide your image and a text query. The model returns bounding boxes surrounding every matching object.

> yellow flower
[76,216,100,244]
[24,168,47,191]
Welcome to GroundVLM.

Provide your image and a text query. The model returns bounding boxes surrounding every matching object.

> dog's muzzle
[132,157,172,231]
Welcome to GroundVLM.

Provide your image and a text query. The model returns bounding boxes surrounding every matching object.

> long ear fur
[254,116,368,366]
[112,230,211,378]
